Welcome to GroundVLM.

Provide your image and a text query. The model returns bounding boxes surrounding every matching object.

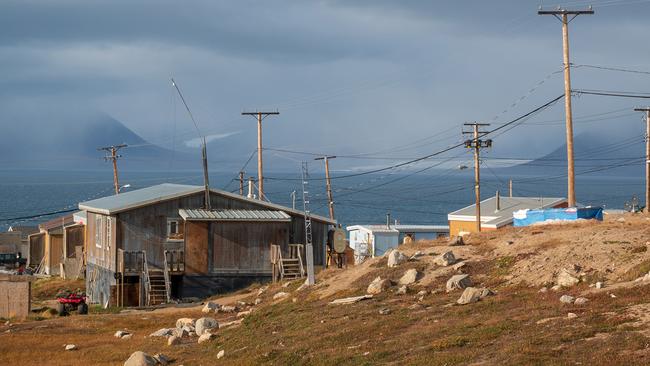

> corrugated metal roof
[447,196,566,227]
[179,209,291,222]
[346,224,450,233]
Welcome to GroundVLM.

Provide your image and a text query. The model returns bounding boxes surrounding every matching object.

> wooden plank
[185,221,208,274]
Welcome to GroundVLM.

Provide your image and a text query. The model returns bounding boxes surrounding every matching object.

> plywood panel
[0,281,30,319]
[49,234,63,274]
[185,221,208,274]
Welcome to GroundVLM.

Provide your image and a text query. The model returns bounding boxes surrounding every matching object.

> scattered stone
[167,335,181,346]
[217,350,225,359]
[416,290,427,301]
[595,282,604,289]
[408,303,424,310]
[329,294,373,305]
[64,344,77,351]
[452,261,467,271]
[557,269,580,288]
[176,318,195,328]
[237,310,252,318]
[114,330,131,338]
[202,301,220,314]
[124,351,157,366]
[539,287,548,293]
[282,281,293,288]
[254,298,262,305]
[122,334,133,340]
[396,285,408,295]
[574,297,589,305]
[567,313,578,319]
[449,236,465,246]
[218,305,237,313]
[409,251,425,260]
[559,295,575,304]
[551,285,562,291]
[149,328,174,337]
[172,327,188,338]
[387,250,408,267]
[456,287,494,305]
[220,319,244,329]
[195,317,219,336]
[617,217,626,223]
[398,269,420,286]
[273,292,291,301]
[367,276,393,295]
[446,274,472,292]
[153,354,171,366]
[198,333,215,344]
[378,308,391,315]
[292,298,298,303]
[257,286,268,296]
[434,251,456,266]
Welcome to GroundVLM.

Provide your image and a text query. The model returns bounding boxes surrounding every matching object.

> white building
[347,224,449,262]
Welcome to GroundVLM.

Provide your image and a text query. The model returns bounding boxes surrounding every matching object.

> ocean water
[0,169,644,231]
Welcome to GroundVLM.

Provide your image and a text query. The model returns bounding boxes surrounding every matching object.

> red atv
[55,290,88,316]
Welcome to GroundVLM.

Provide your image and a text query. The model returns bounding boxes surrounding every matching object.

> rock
[551,285,562,291]
[237,310,252,318]
[176,318,195,328]
[398,269,420,286]
[408,303,424,310]
[257,286,268,296]
[167,336,181,346]
[254,298,262,305]
[328,294,373,305]
[122,334,133,340]
[124,351,157,366]
[172,327,188,338]
[574,297,589,305]
[198,333,215,344]
[446,274,472,292]
[595,281,604,289]
[557,269,580,287]
[220,319,244,329]
[410,251,425,259]
[153,354,171,366]
[195,317,219,336]
[378,308,391,315]
[416,290,427,301]
[218,305,238,313]
[217,350,225,359]
[396,285,408,295]
[456,287,494,305]
[449,236,465,246]
[452,261,467,271]
[182,325,194,333]
[539,287,548,293]
[559,295,575,304]
[367,276,393,295]
[387,250,408,267]
[434,251,456,266]
[273,292,290,301]
[202,301,221,314]
[149,328,174,337]
[65,344,77,351]
[114,330,131,338]
[617,217,625,223]
[567,313,578,319]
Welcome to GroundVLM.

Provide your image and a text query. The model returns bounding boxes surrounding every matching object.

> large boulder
[202,301,221,314]
[195,317,219,336]
[559,295,575,304]
[367,276,392,294]
[456,287,494,305]
[434,251,456,266]
[124,351,157,366]
[398,269,420,286]
[446,274,472,292]
[557,269,580,287]
[387,250,408,267]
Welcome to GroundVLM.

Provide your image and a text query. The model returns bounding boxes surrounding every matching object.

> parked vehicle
[55,289,88,316]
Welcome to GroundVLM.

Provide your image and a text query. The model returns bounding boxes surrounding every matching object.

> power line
[574,90,650,99]
[574,64,650,75]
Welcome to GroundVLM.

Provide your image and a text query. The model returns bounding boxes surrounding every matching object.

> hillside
[3,213,650,365]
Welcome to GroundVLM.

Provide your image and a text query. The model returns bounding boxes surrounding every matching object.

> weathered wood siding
[47,234,63,275]
[185,221,209,274]
[210,221,289,273]
[28,233,45,267]
[85,212,115,271]
[0,276,31,319]
[64,225,84,258]
[288,216,328,266]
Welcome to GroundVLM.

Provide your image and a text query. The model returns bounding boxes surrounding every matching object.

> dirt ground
[2,213,650,365]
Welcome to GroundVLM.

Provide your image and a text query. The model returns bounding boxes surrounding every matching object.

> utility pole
[239,171,245,196]
[301,162,315,285]
[98,144,127,195]
[315,156,337,220]
[538,6,594,207]
[463,123,492,233]
[241,111,279,201]
[509,178,513,198]
[635,107,650,214]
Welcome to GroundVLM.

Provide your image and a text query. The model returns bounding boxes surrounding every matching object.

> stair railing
[163,250,172,303]
[142,250,151,306]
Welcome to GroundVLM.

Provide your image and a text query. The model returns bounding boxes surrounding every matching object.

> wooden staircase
[280,258,304,279]
[147,268,168,306]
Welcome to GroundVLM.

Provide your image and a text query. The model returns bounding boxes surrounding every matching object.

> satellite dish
[333,228,347,254]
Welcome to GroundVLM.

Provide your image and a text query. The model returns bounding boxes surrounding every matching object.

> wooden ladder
[280,244,305,280]
[147,268,168,306]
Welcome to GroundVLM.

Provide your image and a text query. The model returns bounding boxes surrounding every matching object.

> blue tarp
[513,207,603,227]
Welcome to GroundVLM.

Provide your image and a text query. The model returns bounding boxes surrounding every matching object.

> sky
[2,0,650,173]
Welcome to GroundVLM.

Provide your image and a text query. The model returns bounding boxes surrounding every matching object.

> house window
[167,219,183,241]
[95,216,103,248]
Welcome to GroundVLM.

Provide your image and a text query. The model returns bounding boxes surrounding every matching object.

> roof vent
[495,190,501,213]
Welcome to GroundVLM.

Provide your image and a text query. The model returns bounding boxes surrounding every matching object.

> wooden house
[27,213,85,276]
[447,195,567,236]
[78,183,335,308]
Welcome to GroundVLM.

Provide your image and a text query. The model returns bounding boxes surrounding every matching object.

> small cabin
[27,213,85,276]
[347,224,449,262]
[78,183,335,308]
